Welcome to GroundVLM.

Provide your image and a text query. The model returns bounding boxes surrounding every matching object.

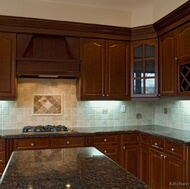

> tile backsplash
[0,78,190,131]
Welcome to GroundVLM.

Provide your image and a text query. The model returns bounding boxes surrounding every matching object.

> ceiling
[45,0,160,11]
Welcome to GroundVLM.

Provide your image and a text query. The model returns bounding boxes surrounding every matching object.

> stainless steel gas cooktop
[22,125,69,133]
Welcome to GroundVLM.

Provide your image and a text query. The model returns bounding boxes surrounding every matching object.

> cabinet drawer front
[95,146,119,155]
[165,141,185,159]
[14,138,50,150]
[0,139,5,151]
[93,135,119,145]
[0,152,5,164]
[150,137,165,152]
[52,137,85,148]
[122,134,140,144]
[141,135,150,146]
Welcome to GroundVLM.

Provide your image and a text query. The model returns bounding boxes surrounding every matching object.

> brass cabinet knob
[31,143,34,146]
[104,139,107,142]
[67,141,70,144]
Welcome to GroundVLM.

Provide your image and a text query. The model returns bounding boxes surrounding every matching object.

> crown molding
[154,1,190,36]
[0,15,131,40]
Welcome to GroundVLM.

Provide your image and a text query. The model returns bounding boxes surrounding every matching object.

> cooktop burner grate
[22,125,69,133]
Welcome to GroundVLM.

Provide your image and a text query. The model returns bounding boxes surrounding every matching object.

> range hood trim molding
[16,58,81,78]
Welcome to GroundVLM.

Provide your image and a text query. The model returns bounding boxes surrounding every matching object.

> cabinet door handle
[104,139,107,142]
[175,57,178,61]
[160,154,163,157]
[67,141,70,144]
[106,94,109,97]
[103,94,105,97]
[154,143,158,146]
[31,143,34,146]
[171,148,175,152]
[123,146,126,150]
[104,150,107,154]
[164,155,167,159]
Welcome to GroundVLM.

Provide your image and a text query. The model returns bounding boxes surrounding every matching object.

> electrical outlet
[136,113,142,119]
[120,105,126,113]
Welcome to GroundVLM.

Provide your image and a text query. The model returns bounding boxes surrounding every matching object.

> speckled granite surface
[1,125,190,145]
[0,147,150,189]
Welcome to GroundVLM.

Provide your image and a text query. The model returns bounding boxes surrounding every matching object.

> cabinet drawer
[150,137,165,152]
[165,141,185,160]
[95,145,119,156]
[0,152,5,164]
[93,134,120,145]
[14,138,50,150]
[51,137,85,148]
[0,139,5,151]
[141,134,150,146]
[122,134,140,144]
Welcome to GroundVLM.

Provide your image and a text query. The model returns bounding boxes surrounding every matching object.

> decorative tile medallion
[33,95,62,115]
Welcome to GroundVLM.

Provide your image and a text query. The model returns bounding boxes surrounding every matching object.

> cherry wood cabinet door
[105,40,130,100]
[140,145,150,185]
[77,38,105,100]
[0,33,16,100]
[77,38,130,100]
[159,31,177,97]
[123,145,139,177]
[150,149,165,189]
[176,22,190,63]
[176,22,190,95]
[165,156,185,189]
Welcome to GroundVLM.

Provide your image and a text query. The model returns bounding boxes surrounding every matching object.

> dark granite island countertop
[0,147,150,189]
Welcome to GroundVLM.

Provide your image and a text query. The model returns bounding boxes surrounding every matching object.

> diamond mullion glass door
[179,63,190,92]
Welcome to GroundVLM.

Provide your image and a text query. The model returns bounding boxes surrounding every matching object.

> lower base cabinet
[92,134,121,165]
[122,134,140,177]
[150,149,186,189]
[140,145,150,185]
[0,140,5,176]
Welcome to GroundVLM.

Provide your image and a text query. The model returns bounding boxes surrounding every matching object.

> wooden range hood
[16,34,80,78]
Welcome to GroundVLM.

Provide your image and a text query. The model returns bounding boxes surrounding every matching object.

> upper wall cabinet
[177,22,190,96]
[0,33,17,100]
[77,38,130,100]
[159,22,190,98]
[130,39,158,99]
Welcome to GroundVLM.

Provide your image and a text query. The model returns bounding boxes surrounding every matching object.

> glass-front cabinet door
[131,39,158,98]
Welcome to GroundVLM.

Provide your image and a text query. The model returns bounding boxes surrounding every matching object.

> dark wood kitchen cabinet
[121,133,140,177]
[0,33,17,100]
[14,138,51,150]
[0,139,6,177]
[140,134,150,185]
[150,137,186,189]
[92,134,121,164]
[51,136,85,148]
[159,22,190,98]
[159,30,176,97]
[77,38,130,100]
[131,39,158,99]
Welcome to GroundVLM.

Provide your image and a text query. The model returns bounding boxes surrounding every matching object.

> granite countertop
[1,125,190,145]
[0,147,150,189]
